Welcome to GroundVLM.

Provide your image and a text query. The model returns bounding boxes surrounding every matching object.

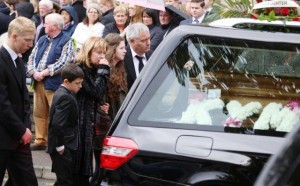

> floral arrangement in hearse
[224,99,300,133]
[254,100,300,132]
[251,0,300,21]
[225,100,262,128]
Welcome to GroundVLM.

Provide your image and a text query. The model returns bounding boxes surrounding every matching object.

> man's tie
[135,55,144,72]
[194,19,199,24]
[15,57,24,87]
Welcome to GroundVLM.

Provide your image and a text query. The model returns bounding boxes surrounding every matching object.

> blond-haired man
[0,17,38,186]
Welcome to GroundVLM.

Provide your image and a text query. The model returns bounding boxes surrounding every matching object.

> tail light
[101,136,138,170]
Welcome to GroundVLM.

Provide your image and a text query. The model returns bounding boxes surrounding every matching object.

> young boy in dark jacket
[48,63,84,186]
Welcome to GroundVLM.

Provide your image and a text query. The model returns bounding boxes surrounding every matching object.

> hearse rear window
[132,36,300,136]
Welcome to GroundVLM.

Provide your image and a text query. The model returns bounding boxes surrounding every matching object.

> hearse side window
[134,36,300,136]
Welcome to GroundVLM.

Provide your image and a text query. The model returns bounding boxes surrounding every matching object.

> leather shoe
[30,143,47,151]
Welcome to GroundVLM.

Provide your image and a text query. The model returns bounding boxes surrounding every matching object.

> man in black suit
[125,23,152,90]
[48,63,84,185]
[180,0,205,25]
[0,17,38,186]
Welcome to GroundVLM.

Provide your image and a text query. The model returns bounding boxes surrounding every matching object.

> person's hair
[113,5,128,16]
[83,3,102,25]
[105,33,123,63]
[5,0,19,8]
[191,0,205,8]
[104,33,127,102]
[61,63,84,82]
[30,0,39,13]
[142,8,159,26]
[75,36,107,68]
[39,0,53,9]
[126,22,149,41]
[45,13,64,30]
[7,17,36,38]
[99,0,116,8]
[129,5,144,23]
[0,33,8,47]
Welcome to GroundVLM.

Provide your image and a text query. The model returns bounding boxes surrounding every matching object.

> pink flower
[274,7,281,14]
[287,100,300,112]
[225,117,242,127]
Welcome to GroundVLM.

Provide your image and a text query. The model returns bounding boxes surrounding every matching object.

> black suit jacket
[0,47,30,150]
[0,12,13,35]
[124,46,153,90]
[180,18,193,25]
[100,8,114,25]
[48,86,79,154]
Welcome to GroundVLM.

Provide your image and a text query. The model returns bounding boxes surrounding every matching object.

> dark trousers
[0,144,38,186]
[50,148,75,186]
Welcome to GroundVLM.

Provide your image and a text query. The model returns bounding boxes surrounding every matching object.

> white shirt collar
[129,46,146,77]
[130,46,146,59]
[3,43,18,62]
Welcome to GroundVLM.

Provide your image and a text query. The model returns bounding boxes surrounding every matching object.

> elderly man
[0,17,38,186]
[27,13,75,151]
[124,22,152,90]
[32,0,53,43]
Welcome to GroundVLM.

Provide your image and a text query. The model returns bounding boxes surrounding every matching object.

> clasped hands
[33,69,50,82]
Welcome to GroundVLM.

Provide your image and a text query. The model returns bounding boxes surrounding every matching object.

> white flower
[237,102,262,121]
[276,107,300,132]
[226,100,242,119]
[179,98,224,125]
[226,100,262,127]
[254,102,282,130]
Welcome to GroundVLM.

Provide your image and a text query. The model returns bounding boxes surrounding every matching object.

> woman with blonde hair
[74,36,110,185]
[128,4,144,23]
[102,5,129,37]
[90,33,127,186]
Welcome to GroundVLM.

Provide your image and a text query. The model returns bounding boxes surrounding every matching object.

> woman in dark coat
[142,8,164,51]
[102,5,129,38]
[90,33,128,186]
[74,36,110,186]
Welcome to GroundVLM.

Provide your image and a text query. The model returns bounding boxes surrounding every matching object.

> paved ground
[1,93,109,186]
[2,150,56,186]
[2,150,110,186]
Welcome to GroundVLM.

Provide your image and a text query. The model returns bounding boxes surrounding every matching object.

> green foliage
[212,0,253,18]
[258,10,276,21]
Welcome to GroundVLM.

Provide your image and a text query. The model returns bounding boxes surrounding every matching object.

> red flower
[293,17,300,21]
[281,7,290,16]
[251,14,258,19]
[266,8,271,13]
[256,0,262,2]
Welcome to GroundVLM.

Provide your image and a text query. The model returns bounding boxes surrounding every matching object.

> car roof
[209,18,300,28]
